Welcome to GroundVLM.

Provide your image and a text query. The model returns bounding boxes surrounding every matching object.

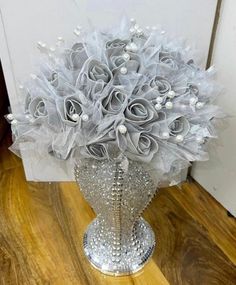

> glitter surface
[75,159,157,276]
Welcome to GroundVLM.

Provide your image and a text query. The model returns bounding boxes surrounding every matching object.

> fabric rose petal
[64,43,88,71]
[80,142,110,160]
[116,122,159,163]
[25,95,49,123]
[167,115,190,141]
[76,59,113,100]
[56,93,85,127]
[100,87,128,116]
[124,98,160,126]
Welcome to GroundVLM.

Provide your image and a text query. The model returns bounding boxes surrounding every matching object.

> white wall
[0,0,218,180]
[192,0,236,216]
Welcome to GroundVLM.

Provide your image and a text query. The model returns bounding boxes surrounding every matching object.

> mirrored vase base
[83,217,156,276]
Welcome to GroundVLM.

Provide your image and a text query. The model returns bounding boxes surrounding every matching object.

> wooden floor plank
[169,181,236,264]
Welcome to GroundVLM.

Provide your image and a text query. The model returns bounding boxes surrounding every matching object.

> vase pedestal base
[83,217,156,276]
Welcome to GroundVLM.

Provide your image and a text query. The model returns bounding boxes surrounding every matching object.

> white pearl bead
[196,136,205,144]
[57,36,63,41]
[129,27,135,34]
[162,132,170,139]
[74,29,80,36]
[11,119,18,125]
[130,18,136,24]
[118,125,127,134]
[189,97,198,105]
[125,44,132,52]
[19,84,24,90]
[123,53,130,61]
[137,28,143,35]
[71,113,79,121]
[81,114,89,121]
[25,114,31,120]
[120,67,128,75]
[196,102,204,109]
[37,41,46,48]
[155,103,162,110]
[167,90,176,98]
[130,42,138,52]
[161,30,166,35]
[165,101,173,109]
[30,74,37,80]
[7,114,14,120]
[49,47,55,52]
[175,135,184,143]
[156,97,163,103]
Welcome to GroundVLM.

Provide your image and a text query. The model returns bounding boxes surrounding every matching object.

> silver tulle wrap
[9,17,223,185]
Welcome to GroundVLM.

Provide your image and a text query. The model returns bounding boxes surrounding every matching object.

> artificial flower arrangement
[7,17,222,185]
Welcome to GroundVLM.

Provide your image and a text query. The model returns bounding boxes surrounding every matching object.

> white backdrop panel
[191,0,236,216]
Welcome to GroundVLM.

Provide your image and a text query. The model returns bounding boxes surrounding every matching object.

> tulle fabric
[8,17,223,185]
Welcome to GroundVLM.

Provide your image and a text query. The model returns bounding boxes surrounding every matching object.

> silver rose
[116,123,159,163]
[64,43,88,71]
[101,87,127,116]
[80,142,110,160]
[76,59,113,99]
[168,115,190,139]
[26,96,48,121]
[124,98,159,126]
[106,39,129,51]
[48,72,74,96]
[57,94,84,126]
[158,50,180,70]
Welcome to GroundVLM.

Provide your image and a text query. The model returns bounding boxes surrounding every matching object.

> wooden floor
[0,133,236,285]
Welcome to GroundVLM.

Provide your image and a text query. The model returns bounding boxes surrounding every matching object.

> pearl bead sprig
[129,19,143,36]
[155,103,162,111]
[71,114,79,121]
[123,53,130,61]
[196,102,204,109]
[156,97,163,103]
[81,114,89,121]
[74,25,82,37]
[165,101,173,109]
[11,119,18,125]
[162,132,170,139]
[30,74,37,80]
[126,42,138,53]
[37,41,46,49]
[167,90,176,99]
[175,135,184,143]
[196,136,205,144]
[6,113,14,121]
[120,67,128,75]
[117,124,127,134]
[189,97,198,105]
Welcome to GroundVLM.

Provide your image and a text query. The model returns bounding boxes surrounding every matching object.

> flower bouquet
[7,18,222,275]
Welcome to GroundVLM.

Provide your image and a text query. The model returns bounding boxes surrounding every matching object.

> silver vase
[75,158,157,276]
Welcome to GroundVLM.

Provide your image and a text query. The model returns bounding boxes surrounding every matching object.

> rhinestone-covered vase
[75,158,157,276]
